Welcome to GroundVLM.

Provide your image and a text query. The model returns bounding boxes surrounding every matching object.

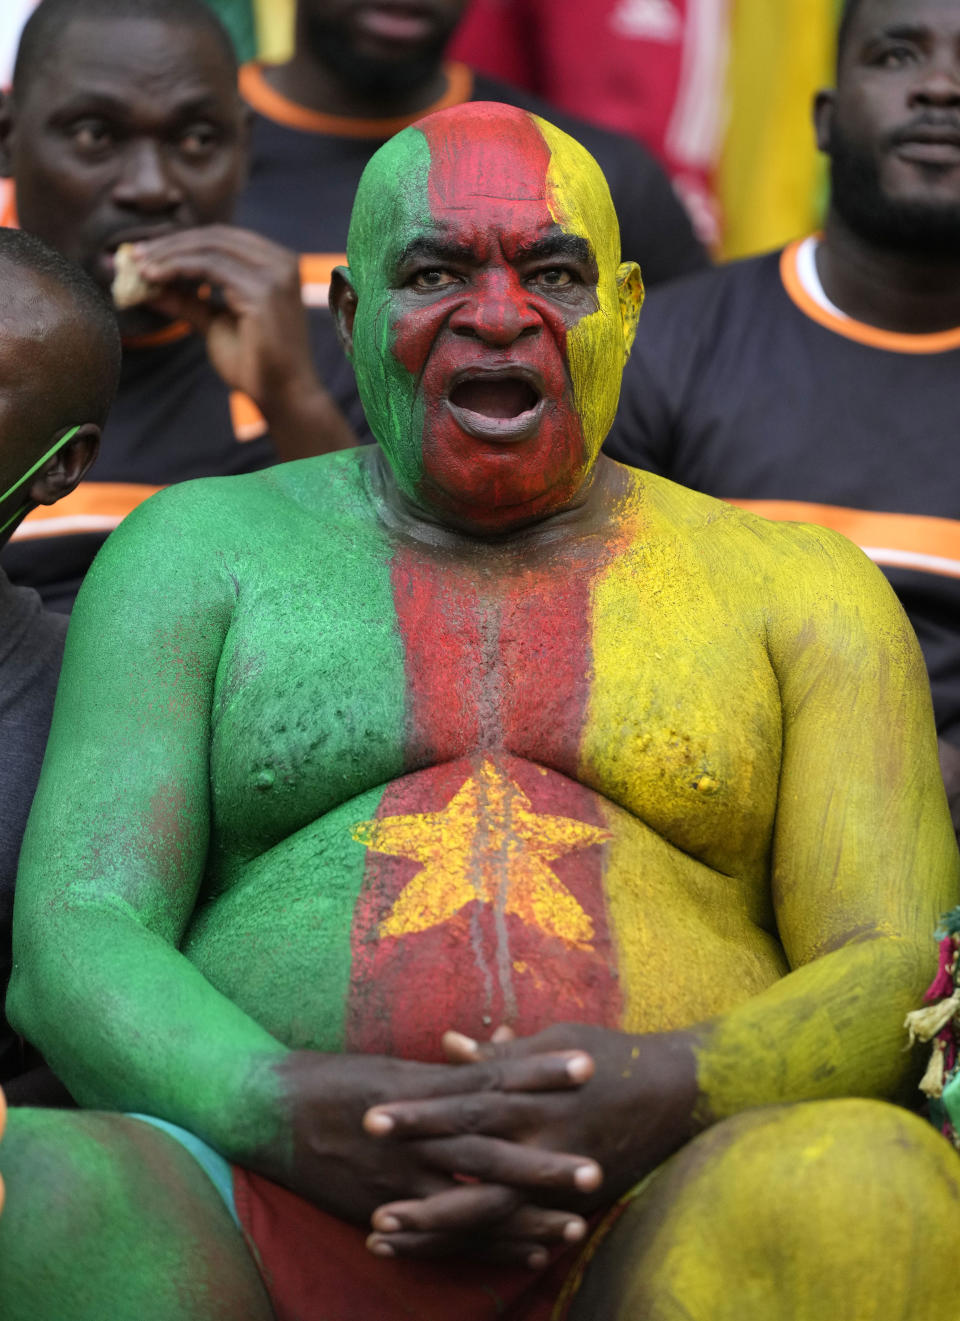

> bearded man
[0,102,958,1321]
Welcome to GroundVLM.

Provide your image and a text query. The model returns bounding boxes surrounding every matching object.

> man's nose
[111,141,185,212]
[449,273,541,346]
[911,64,960,109]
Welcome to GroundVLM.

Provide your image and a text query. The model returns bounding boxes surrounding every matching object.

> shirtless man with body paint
[1,102,959,1320]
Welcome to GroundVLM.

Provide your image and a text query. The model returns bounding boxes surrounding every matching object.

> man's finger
[371,1183,521,1233]
[419,1135,603,1194]
[365,1090,542,1140]
[366,1229,552,1268]
[372,1187,586,1244]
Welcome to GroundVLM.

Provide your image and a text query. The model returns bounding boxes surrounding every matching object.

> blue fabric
[127,1113,240,1228]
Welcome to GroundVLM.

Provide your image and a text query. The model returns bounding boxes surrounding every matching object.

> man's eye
[68,120,114,153]
[412,270,459,290]
[532,268,575,289]
[179,125,220,160]
[874,45,915,69]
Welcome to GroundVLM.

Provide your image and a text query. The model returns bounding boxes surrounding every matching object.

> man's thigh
[565,1099,960,1321]
[0,1107,272,1321]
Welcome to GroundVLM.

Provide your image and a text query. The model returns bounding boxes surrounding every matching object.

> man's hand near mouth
[128,225,358,461]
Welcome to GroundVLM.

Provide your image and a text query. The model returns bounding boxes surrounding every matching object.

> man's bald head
[0,230,120,430]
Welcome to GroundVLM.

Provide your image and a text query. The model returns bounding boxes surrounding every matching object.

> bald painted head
[331,102,643,535]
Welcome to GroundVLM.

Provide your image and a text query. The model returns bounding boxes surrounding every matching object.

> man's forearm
[8,905,288,1162]
[262,375,360,461]
[691,936,930,1123]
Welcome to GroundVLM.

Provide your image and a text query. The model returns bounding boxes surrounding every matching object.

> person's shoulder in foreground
[0,226,120,1092]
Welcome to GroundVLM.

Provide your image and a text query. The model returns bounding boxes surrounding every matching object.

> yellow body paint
[566,1100,960,1321]
[535,115,644,462]
[353,760,609,946]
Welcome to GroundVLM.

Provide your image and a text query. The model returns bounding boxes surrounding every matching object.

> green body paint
[342,128,432,497]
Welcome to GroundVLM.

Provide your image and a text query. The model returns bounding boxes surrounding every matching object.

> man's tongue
[450,378,538,419]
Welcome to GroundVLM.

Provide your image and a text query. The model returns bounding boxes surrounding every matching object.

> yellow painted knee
[569,1100,960,1321]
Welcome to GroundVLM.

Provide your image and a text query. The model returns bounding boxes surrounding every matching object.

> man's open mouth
[446,370,546,442]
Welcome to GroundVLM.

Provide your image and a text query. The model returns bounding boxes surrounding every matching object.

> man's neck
[817,210,960,334]
[365,450,632,556]
[264,46,448,120]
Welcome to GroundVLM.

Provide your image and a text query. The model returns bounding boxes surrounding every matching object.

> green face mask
[0,425,83,539]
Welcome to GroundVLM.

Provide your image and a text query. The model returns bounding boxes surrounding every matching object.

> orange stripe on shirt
[728,499,960,580]
[11,482,162,541]
[229,391,268,442]
[780,240,960,355]
[300,253,347,308]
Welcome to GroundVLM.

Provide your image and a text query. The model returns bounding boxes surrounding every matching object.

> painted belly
[184,757,787,1059]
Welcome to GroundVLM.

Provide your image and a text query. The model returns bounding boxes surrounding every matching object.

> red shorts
[232,1169,617,1321]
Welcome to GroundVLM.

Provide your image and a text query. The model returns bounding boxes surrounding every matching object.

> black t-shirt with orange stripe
[0,325,288,614]
[234,61,708,405]
[604,240,960,744]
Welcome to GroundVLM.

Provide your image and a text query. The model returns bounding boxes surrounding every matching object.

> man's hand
[257,1047,599,1263]
[131,227,357,458]
[362,1024,698,1261]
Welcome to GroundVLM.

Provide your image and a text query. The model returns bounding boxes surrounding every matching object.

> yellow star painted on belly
[351,760,611,948]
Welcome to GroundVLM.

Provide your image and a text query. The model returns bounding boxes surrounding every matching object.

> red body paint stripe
[345,550,623,1060]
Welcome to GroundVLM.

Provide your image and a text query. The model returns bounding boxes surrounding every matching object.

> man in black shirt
[0,228,120,1090]
[605,0,960,822]
[0,0,358,611]
[235,0,708,332]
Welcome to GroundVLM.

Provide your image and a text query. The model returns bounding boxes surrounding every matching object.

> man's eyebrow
[515,234,594,264]
[394,237,478,267]
[870,23,930,45]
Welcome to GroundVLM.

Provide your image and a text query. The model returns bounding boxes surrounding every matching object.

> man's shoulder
[640,250,784,326]
[620,250,789,405]
[640,470,885,584]
[94,451,372,562]
[0,574,67,692]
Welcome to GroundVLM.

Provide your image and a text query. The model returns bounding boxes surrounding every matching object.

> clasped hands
[279,1024,697,1267]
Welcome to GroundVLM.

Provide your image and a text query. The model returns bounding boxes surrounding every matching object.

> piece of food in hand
[111,243,161,309]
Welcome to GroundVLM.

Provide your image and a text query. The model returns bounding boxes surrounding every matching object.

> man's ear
[813,90,835,155]
[616,262,644,361]
[27,426,101,507]
[329,267,359,360]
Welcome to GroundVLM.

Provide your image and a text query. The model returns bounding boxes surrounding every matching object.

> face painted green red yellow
[343,103,643,532]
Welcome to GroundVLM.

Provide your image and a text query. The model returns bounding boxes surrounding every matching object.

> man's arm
[8,482,289,1153]
[697,525,958,1117]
